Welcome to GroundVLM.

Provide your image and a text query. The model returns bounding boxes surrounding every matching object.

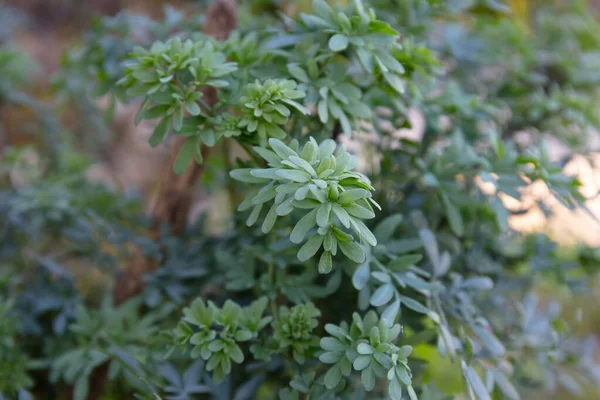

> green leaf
[339,241,366,263]
[462,363,492,400]
[173,106,184,131]
[282,99,309,115]
[185,101,201,116]
[207,79,229,88]
[318,139,337,159]
[368,20,398,36]
[383,72,405,94]
[371,283,394,307]
[302,14,335,29]
[143,105,171,119]
[346,203,375,219]
[276,169,312,183]
[361,366,376,391]
[323,232,336,253]
[73,378,89,400]
[252,186,277,205]
[320,351,342,364]
[230,169,268,183]
[339,189,370,204]
[321,337,346,353]
[381,298,400,327]
[419,229,439,267]
[295,185,310,200]
[319,251,333,274]
[276,197,295,216]
[350,218,377,246]
[149,117,170,147]
[396,365,412,385]
[441,192,464,237]
[261,203,279,233]
[339,112,352,135]
[397,295,431,316]
[287,64,310,83]
[328,34,349,52]
[389,376,403,400]
[389,254,422,271]
[334,225,354,242]
[332,204,351,228]
[314,0,333,17]
[373,214,403,242]
[492,196,509,232]
[251,168,280,180]
[269,138,298,159]
[472,326,505,356]
[376,51,405,74]
[247,205,262,226]
[318,99,329,123]
[353,355,371,370]
[289,156,317,176]
[352,263,370,290]
[290,209,318,243]
[316,203,332,227]
[462,277,494,291]
[254,146,281,165]
[324,364,342,389]
[235,330,253,341]
[493,369,520,400]
[132,69,157,83]
[356,343,374,355]
[173,138,198,174]
[200,129,216,147]
[386,239,422,254]
[297,234,324,262]
[357,47,374,73]
[301,140,318,162]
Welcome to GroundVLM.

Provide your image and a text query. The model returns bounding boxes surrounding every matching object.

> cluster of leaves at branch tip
[319,310,417,400]
[171,297,272,384]
[118,37,237,172]
[304,0,406,91]
[236,79,308,144]
[273,302,321,364]
[231,137,379,273]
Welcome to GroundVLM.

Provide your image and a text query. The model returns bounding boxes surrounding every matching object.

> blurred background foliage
[1,0,600,400]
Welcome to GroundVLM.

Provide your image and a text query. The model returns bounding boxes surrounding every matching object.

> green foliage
[50,298,171,400]
[0,46,37,95]
[0,300,33,399]
[273,302,321,363]
[300,0,405,95]
[119,37,237,171]
[236,79,308,143]
[231,137,378,272]
[2,0,600,399]
[172,297,271,383]
[319,311,416,399]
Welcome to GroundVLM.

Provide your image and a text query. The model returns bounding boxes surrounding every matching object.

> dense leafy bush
[1,0,600,399]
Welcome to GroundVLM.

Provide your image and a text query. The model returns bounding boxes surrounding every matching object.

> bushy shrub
[1,1,600,399]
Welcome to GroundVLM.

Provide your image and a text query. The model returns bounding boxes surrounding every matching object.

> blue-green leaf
[329,34,349,52]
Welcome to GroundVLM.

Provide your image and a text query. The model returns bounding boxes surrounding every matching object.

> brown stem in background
[84,2,238,399]
[113,0,238,306]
